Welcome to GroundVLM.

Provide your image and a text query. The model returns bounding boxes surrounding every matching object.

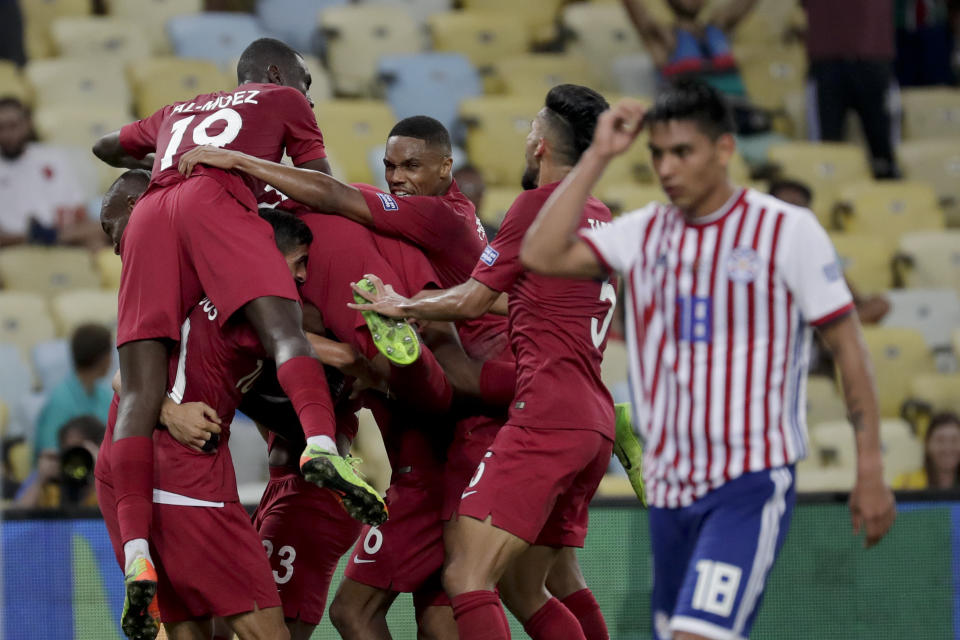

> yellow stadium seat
[900,87,960,141]
[731,0,799,45]
[898,139,960,219]
[834,180,944,238]
[478,187,519,227]
[805,375,846,429]
[460,95,540,187]
[828,233,896,295]
[104,0,202,55]
[51,16,151,61]
[809,420,856,470]
[0,246,100,298]
[880,418,923,485]
[7,440,32,483]
[736,43,806,112]
[428,11,530,72]
[861,326,936,418]
[0,61,31,104]
[491,54,599,98]
[561,3,644,91]
[903,373,960,436]
[128,57,231,118]
[25,57,130,112]
[32,106,129,192]
[600,183,667,217]
[301,55,334,104]
[321,4,422,97]
[767,142,871,226]
[314,100,395,184]
[897,230,960,296]
[460,0,566,44]
[0,291,56,360]
[94,247,122,290]
[50,289,118,336]
[19,0,90,60]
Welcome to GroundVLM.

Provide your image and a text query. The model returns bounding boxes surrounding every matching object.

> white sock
[306,435,337,454]
[123,538,151,574]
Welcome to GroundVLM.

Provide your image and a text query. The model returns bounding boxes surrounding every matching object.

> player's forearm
[92,132,153,170]
[404,281,494,322]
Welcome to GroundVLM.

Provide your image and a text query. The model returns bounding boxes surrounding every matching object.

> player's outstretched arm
[521,100,645,279]
[349,273,501,322]
[819,312,897,548]
[179,145,372,222]
[92,130,154,170]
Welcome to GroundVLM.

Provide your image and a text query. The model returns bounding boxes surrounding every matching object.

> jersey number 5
[159,108,243,170]
[591,280,617,349]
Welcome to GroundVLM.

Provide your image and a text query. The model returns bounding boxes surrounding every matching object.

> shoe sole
[302,456,388,526]
[121,578,158,640]
[353,280,420,366]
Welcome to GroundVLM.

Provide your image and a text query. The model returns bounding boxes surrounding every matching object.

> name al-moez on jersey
[172,90,261,115]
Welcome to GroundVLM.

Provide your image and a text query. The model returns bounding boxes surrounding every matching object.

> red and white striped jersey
[581,188,853,508]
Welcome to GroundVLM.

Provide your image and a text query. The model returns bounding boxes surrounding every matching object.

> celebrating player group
[93,37,896,640]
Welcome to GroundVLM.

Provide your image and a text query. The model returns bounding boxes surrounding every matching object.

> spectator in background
[803,0,901,179]
[894,412,960,489]
[14,415,105,508]
[895,0,955,86]
[0,97,101,248]
[33,323,114,460]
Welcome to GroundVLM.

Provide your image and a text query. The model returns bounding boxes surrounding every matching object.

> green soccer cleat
[353,277,420,366]
[614,402,647,506]
[300,445,388,526]
[121,556,160,640]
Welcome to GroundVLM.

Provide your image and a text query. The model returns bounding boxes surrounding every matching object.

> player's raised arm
[92,130,154,170]
[178,145,372,222]
[521,100,645,278]
[818,313,896,548]
[349,273,501,322]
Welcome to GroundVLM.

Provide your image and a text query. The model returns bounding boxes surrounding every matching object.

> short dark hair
[925,412,960,487]
[236,37,303,84]
[388,116,452,155]
[543,84,610,165]
[58,415,106,449]
[769,178,813,205]
[70,323,113,370]
[259,208,313,254]
[0,96,28,115]
[104,169,150,201]
[646,79,735,139]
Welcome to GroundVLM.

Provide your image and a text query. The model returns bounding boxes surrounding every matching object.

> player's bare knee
[328,595,364,636]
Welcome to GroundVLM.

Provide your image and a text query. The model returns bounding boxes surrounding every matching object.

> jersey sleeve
[779,209,854,326]
[279,88,327,165]
[361,188,461,253]
[118,106,168,159]
[470,190,542,292]
[578,204,657,275]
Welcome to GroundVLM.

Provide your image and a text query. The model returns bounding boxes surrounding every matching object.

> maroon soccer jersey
[119,83,326,213]
[471,182,616,437]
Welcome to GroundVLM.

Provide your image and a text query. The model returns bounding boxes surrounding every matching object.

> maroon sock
[276,356,335,439]
[561,589,609,640]
[388,346,453,413]
[111,436,154,544]
[524,597,586,640]
[452,590,510,640]
[479,359,516,408]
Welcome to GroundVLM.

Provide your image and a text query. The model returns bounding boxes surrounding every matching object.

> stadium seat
[477,187,519,227]
[254,0,338,54]
[128,56,232,118]
[459,95,540,186]
[490,54,599,98]
[880,419,923,485]
[378,52,481,141]
[610,53,658,98]
[320,4,422,97]
[898,139,960,222]
[600,183,668,217]
[834,180,944,238]
[19,0,90,60]
[167,13,268,69]
[900,87,960,141]
[300,55,333,103]
[881,289,960,352]
[907,373,960,417]
[736,43,806,112]
[861,326,936,418]
[0,246,100,298]
[427,11,530,74]
[25,57,131,112]
[767,142,871,226]
[0,292,56,364]
[561,3,644,91]
[314,100,395,184]
[896,230,960,297]
[731,0,799,45]
[31,339,70,392]
[806,375,847,429]
[94,247,122,290]
[51,16,151,61]
[104,0,201,54]
[829,233,895,295]
[32,106,129,192]
[460,0,566,44]
[50,289,118,337]
[6,440,31,483]
[360,0,453,26]
[809,420,856,470]
[795,466,853,492]
[0,61,31,105]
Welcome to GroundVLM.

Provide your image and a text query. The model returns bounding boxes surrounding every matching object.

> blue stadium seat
[255,0,347,54]
[31,339,71,392]
[378,53,481,142]
[167,13,268,69]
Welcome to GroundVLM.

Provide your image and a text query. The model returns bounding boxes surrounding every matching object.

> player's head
[522,84,609,190]
[769,178,813,208]
[237,38,313,106]
[645,79,736,212]
[383,116,453,197]
[667,0,707,20]
[0,97,33,160]
[100,169,150,255]
[258,208,312,284]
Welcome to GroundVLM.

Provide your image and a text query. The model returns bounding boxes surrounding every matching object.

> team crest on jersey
[726,247,762,283]
[377,192,399,211]
[480,245,499,266]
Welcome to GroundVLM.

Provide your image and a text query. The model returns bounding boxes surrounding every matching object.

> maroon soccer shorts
[116,176,299,347]
[442,416,502,521]
[456,425,613,547]
[253,468,363,625]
